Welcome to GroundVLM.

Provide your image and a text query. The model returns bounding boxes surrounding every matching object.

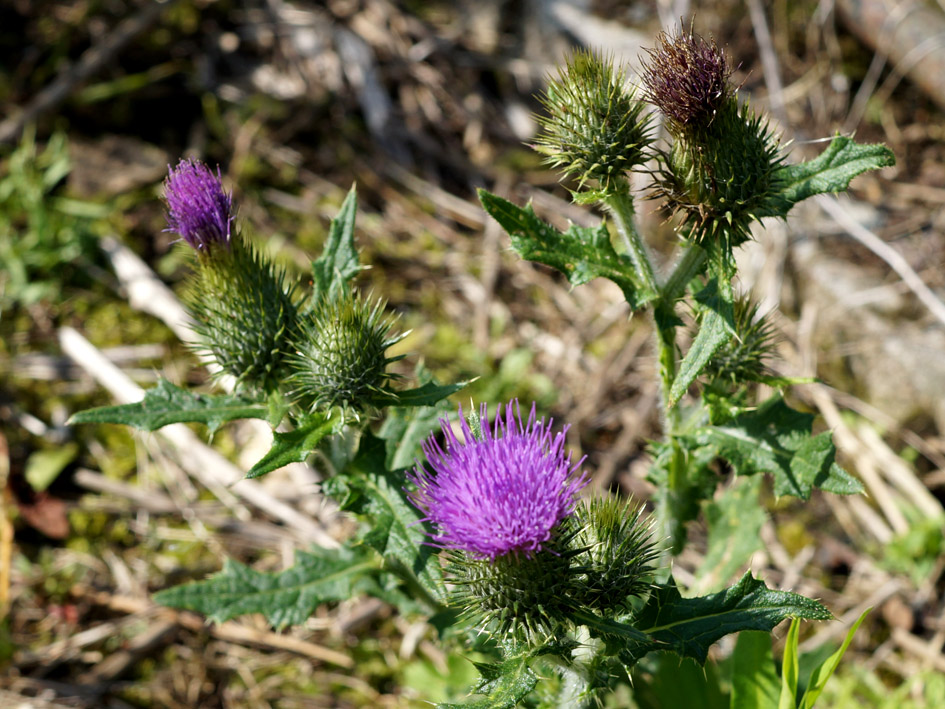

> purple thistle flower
[408,401,589,561]
[163,158,233,250]
[640,27,733,130]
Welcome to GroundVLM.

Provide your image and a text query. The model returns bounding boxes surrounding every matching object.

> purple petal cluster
[640,27,732,129]
[409,401,588,561]
[164,158,233,251]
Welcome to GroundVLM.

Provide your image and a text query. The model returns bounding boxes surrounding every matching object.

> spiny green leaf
[761,136,895,218]
[311,184,361,301]
[378,403,452,470]
[479,189,656,309]
[67,379,268,434]
[368,378,470,409]
[635,573,831,666]
[153,547,379,628]
[582,573,830,671]
[437,651,538,709]
[690,395,863,499]
[323,431,446,605]
[245,410,340,479]
[670,248,736,407]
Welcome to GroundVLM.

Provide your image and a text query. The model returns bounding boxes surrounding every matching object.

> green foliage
[670,268,736,406]
[67,379,268,434]
[153,547,380,628]
[438,650,538,709]
[245,410,341,479]
[478,190,656,309]
[0,129,106,308]
[575,572,830,671]
[322,431,446,606]
[688,395,863,499]
[692,476,766,594]
[310,184,362,302]
[732,631,781,709]
[761,136,895,218]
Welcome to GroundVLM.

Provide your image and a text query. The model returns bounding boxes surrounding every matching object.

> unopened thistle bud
[164,159,300,394]
[703,296,779,387]
[641,28,784,248]
[409,401,589,639]
[288,293,402,412]
[570,496,656,614]
[164,159,233,253]
[535,50,651,195]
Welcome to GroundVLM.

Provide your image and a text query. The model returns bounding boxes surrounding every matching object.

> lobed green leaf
[311,184,362,302]
[689,395,864,499]
[67,379,268,434]
[479,190,656,309]
[323,431,446,605]
[761,136,895,218]
[245,410,340,479]
[153,547,379,628]
[437,652,538,709]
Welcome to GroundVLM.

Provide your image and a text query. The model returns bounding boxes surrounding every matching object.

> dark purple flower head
[640,27,733,130]
[164,158,233,251]
[409,401,588,561]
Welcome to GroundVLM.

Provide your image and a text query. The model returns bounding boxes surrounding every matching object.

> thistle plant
[70,24,893,709]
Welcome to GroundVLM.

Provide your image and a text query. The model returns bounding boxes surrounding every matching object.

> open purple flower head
[164,158,233,251]
[408,401,588,561]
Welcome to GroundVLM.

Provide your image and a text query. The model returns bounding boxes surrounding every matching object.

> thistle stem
[604,190,658,296]
[664,242,707,303]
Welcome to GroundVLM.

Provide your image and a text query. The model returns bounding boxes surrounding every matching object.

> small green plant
[0,129,106,310]
[70,26,892,707]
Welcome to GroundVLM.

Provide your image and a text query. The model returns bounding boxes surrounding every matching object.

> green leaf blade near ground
[153,548,379,628]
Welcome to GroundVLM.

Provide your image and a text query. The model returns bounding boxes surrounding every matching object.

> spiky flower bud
[534,50,651,194]
[409,401,589,639]
[703,296,779,386]
[164,159,299,394]
[164,158,233,252]
[640,28,732,132]
[570,496,656,613]
[641,28,784,248]
[288,293,402,412]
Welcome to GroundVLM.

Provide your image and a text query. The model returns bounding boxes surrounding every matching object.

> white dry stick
[60,327,338,548]
[817,194,945,329]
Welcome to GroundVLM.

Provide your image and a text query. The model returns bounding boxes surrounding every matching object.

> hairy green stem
[604,188,693,554]
[664,243,707,303]
[604,190,658,296]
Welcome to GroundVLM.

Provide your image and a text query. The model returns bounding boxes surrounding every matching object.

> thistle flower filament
[164,158,233,251]
[409,401,588,561]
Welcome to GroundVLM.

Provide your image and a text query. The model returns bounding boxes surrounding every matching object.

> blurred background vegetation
[2,0,945,706]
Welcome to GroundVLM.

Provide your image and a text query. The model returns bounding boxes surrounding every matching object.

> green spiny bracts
[534,49,652,195]
[654,102,786,248]
[445,530,581,642]
[703,295,779,386]
[288,292,403,413]
[641,28,786,249]
[187,240,300,395]
[569,496,656,614]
